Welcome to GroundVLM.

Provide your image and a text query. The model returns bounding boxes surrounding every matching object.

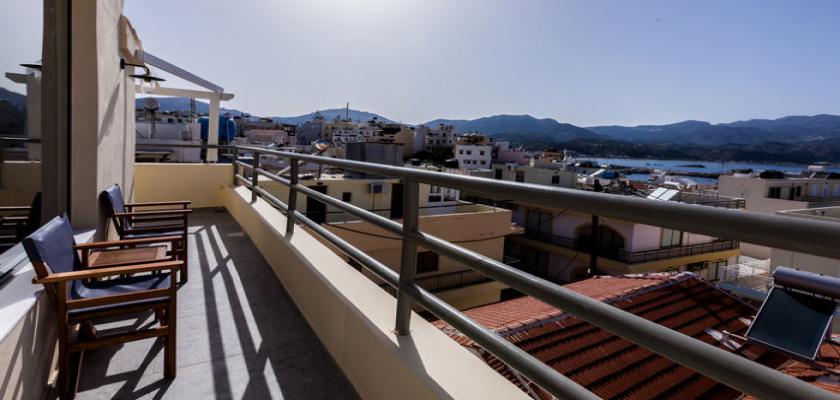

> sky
[2,0,840,126]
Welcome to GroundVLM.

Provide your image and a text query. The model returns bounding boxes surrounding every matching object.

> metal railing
[617,240,740,264]
[142,143,840,399]
[522,228,739,264]
[718,259,773,295]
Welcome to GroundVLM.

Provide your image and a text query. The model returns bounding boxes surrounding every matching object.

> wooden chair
[24,214,182,399]
[100,184,191,283]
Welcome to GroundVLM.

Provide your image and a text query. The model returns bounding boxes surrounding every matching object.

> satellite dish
[313,139,331,152]
[143,97,160,111]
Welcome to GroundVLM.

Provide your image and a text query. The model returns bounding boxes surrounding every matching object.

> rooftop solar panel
[746,287,837,360]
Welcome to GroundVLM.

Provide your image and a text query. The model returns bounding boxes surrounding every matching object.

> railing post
[231,146,239,185]
[395,180,420,335]
[286,158,299,236]
[251,151,260,203]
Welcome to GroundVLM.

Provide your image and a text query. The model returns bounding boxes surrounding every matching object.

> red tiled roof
[434,274,675,337]
[436,273,840,399]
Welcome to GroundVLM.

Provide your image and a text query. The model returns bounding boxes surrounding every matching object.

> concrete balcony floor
[75,209,359,399]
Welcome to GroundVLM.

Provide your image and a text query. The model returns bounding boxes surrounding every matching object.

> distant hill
[272,108,396,125]
[0,101,26,135]
[425,114,605,142]
[587,114,840,145]
[0,87,26,108]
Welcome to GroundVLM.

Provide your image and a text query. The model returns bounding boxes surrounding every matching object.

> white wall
[70,0,137,231]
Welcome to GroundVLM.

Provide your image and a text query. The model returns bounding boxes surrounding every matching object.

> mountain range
[4,92,839,162]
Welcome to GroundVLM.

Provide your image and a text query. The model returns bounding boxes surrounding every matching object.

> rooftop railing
[521,229,739,264]
[143,143,840,400]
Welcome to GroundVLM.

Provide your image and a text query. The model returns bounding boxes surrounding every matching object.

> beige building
[719,173,840,257]
[260,174,518,309]
[492,162,577,187]
[771,206,840,277]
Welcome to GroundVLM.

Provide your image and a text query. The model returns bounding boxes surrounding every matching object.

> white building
[454,133,492,170]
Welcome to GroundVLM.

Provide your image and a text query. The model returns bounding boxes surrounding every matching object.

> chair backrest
[100,184,129,233]
[18,192,42,240]
[22,213,81,280]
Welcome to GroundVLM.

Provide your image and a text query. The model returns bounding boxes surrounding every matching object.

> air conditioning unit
[369,183,387,194]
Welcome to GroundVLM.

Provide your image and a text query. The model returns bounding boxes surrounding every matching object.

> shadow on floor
[75,209,358,400]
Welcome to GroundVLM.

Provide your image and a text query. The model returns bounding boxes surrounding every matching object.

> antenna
[346,102,349,121]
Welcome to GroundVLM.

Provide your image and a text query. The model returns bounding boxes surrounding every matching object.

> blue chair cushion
[22,213,81,277]
[69,273,172,316]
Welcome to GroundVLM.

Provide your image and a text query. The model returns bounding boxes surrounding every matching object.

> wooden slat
[34,260,182,284]
[88,246,167,267]
[69,327,170,352]
[74,235,182,249]
[66,288,171,310]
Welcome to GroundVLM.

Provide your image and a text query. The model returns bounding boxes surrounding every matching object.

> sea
[592,158,840,186]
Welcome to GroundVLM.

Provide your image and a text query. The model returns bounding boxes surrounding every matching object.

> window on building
[527,210,553,235]
[515,171,525,182]
[495,169,503,180]
[459,150,463,155]
[416,251,439,274]
[342,192,352,202]
[686,262,707,272]
[551,175,560,185]
[466,150,472,155]
[661,228,682,248]
[480,160,486,165]
[768,187,782,198]
[479,150,485,156]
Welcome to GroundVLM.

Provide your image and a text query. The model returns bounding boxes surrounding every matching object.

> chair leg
[57,322,70,399]
[179,237,188,284]
[164,300,177,379]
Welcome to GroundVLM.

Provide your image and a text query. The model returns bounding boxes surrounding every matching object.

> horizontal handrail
[239,146,838,400]
[236,145,840,261]
[156,142,838,399]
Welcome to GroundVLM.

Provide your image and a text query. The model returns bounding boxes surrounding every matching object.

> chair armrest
[33,260,182,284]
[113,209,192,217]
[74,235,183,250]
[126,200,191,207]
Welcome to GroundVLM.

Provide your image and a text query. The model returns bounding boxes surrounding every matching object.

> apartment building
[493,141,528,164]
[492,162,577,186]
[719,173,840,257]
[455,133,493,169]
[259,174,516,309]
[507,204,739,282]
[419,123,457,151]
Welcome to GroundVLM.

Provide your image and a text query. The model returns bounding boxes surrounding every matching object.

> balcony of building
[517,228,739,268]
[3,2,840,399]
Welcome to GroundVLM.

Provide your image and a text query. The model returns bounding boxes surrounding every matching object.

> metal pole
[590,214,599,275]
[251,151,260,203]
[231,146,239,185]
[395,180,419,335]
[286,159,299,236]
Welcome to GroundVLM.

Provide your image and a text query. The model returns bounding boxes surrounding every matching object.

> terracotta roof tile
[436,273,840,399]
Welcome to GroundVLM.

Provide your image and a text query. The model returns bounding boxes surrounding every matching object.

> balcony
[521,228,739,264]
[75,209,358,399]
[4,147,840,400]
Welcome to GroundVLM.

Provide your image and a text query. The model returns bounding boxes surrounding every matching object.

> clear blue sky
[2,0,840,126]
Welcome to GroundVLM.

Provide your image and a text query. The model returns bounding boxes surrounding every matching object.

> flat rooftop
[75,209,358,399]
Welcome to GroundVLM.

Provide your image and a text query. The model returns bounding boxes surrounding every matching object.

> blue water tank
[198,116,236,142]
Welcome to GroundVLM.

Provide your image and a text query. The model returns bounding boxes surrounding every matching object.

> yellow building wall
[0,161,41,206]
